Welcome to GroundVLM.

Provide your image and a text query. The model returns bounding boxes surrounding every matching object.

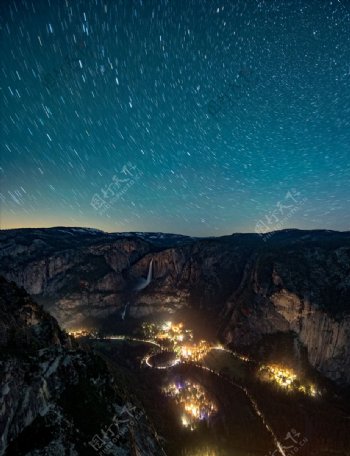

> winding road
[102,334,287,456]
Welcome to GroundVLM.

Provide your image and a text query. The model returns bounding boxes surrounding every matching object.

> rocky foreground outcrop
[0,276,165,456]
[0,227,349,385]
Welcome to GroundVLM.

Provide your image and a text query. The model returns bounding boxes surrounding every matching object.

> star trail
[1,0,349,236]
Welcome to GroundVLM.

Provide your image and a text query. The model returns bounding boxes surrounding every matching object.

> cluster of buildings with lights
[68,328,96,338]
[162,381,217,430]
[176,340,212,363]
[258,364,320,397]
[142,321,212,363]
[142,321,193,345]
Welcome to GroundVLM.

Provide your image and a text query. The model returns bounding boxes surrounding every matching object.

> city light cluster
[149,321,193,345]
[142,321,212,363]
[68,328,94,338]
[258,364,320,397]
[177,340,212,362]
[163,381,217,430]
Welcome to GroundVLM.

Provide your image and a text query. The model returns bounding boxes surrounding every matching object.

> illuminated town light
[258,364,320,397]
[163,381,217,430]
[68,328,93,338]
[162,321,172,331]
[181,415,189,427]
[177,340,211,362]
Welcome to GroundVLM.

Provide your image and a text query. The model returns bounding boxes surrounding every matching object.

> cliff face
[1,228,349,385]
[0,228,254,328]
[0,277,165,456]
[222,240,350,384]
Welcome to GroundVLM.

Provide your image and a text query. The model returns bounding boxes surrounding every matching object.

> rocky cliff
[222,234,350,384]
[0,228,257,327]
[0,276,165,456]
[0,227,349,385]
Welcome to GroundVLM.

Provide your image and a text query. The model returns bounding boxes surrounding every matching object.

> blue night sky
[1,0,349,236]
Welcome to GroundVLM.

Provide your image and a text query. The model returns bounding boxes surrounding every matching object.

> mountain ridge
[1,227,349,385]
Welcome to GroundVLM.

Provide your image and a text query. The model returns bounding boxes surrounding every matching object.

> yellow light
[163,381,217,430]
[258,364,320,397]
[310,385,318,397]
[181,415,189,427]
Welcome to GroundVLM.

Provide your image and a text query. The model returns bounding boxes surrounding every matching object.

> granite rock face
[1,227,349,385]
[222,238,350,384]
[0,277,166,456]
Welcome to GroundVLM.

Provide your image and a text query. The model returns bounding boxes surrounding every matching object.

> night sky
[1,0,350,236]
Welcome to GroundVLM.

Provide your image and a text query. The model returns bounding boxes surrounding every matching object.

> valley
[74,315,350,456]
[1,227,350,455]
